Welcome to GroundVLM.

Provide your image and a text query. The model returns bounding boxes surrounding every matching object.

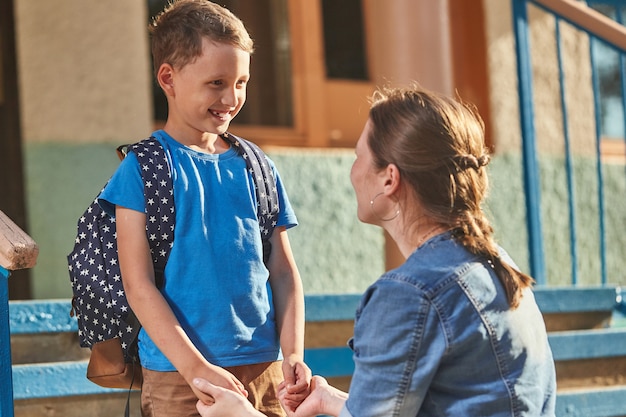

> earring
[370,192,400,221]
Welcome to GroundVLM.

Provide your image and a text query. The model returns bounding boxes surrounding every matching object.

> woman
[195,85,557,417]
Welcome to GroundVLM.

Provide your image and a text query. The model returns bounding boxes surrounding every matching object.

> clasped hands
[194,375,333,417]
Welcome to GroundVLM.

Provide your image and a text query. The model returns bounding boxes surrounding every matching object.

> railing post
[0,210,39,417]
[512,0,547,284]
[1,266,14,417]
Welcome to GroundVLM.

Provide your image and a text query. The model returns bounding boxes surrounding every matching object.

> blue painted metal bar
[533,286,617,313]
[11,361,129,400]
[4,296,355,331]
[588,0,626,6]
[1,266,15,417]
[556,386,626,417]
[548,328,626,360]
[6,287,616,334]
[614,2,626,198]
[618,4,626,162]
[304,294,360,322]
[555,16,580,285]
[305,327,626,378]
[304,347,355,378]
[512,0,547,284]
[8,300,77,334]
[589,28,609,285]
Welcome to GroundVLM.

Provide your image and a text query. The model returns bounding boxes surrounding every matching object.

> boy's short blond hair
[150,0,254,74]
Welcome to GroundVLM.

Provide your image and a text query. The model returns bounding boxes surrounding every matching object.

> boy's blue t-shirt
[98,130,298,370]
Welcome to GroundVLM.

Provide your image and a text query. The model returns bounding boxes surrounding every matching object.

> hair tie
[477,154,490,167]
[456,154,490,171]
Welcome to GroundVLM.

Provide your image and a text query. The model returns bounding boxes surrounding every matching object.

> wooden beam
[0,210,38,270]
[533,0,626,52]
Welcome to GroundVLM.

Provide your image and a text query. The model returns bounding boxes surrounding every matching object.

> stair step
[14,392,141,417]
[555,385,626,417]
[7,288,624,417]
[11,361,130,399]
[549,328,626,361]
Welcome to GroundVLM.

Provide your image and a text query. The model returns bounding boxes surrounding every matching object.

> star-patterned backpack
[67,133,279,390]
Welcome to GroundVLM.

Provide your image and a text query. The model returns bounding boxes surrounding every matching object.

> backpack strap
[122,137,174,361]
[128,137,175,276]
[221,132,279,262]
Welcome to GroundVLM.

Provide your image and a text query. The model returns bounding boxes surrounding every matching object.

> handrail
[533,0,626,52]
[0,210,38,417]
[0,210,38,270]
[513,0,546,283]
[1,265,12,417]
[514,0,626,284]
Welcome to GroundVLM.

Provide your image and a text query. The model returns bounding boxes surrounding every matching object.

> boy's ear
[157,63,175,96]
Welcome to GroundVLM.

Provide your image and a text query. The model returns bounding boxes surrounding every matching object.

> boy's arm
[115,206,248,400]
[266,227,311,404]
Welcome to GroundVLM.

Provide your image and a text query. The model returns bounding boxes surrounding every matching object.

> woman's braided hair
[367,85,534,308]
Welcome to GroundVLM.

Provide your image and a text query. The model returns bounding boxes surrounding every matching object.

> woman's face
[350,120,379,224]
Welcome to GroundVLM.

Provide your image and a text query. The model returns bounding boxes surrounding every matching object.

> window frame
[587,0,626,163]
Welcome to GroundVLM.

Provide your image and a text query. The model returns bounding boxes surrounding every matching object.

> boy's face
[161,38,250,137]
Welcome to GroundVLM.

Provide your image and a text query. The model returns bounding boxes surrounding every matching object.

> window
[588,1,626,141]
[321,0,368,80]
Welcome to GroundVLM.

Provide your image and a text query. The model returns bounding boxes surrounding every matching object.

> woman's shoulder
[387,234,477,286]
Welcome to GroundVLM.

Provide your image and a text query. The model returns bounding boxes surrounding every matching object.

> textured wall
[23,144,626,299]
[14,0,153,143]
[23,144,385,299]
[486,153,626,285]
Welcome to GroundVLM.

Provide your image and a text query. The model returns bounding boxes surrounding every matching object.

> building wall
[14,0,152,143]
[23,144,386,299]
[13,0,626,298]
[23,143,626,299]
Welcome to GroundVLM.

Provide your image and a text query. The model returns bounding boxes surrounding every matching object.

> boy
[99,1,310,416]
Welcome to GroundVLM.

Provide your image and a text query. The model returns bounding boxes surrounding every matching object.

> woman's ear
[157,63,175,97]
[382,163,401,196]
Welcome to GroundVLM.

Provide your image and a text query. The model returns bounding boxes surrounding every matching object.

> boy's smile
[159,38,251,146]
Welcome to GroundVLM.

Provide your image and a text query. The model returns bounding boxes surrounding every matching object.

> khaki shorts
[140,361,285,417]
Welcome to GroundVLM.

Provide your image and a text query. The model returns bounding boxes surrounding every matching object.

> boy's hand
[189,365,248,404]
[280,355,312,411]
[277,375,324,417]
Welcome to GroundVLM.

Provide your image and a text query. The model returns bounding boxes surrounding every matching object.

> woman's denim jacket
[340,232,556,417]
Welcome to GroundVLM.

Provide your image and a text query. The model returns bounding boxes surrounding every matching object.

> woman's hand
[193,378,262,417]
[278,375,348,417]
[189,365,248,404]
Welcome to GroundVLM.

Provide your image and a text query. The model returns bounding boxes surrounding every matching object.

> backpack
[68,133,279,389]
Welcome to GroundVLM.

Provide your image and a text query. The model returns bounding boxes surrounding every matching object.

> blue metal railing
[512,0,547,284]
[0,211,38,417]
[589,25,609,285]
[1,266,15,417]
[555,17,579,284]
[512,0,626,285]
